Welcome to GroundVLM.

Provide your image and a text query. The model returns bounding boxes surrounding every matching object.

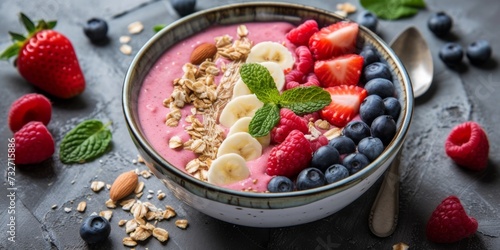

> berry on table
[466,40,492,65]
[364,78,395,99]
[357,11,378,32]
[271,108,309,144]
[342,120,371,144]
[428,12,453,36]
[267,176,295,192]
[296,168,326,190]
[309,21,359,60]
[14,121,55,164]
[363,62,392,82]
[426,196,478,243]
[439,43,463,65]
[328,135,356,155]
[267,130,313,178]
[383,97,401,121]
[80,215,111,244]
[445,121,489,171]
[83,18,108,43]
[370,115,397,146]
[310,145,340,172]
[342,153,370,175]
[357,137,384,161]
[8,93,52,132]
[171,0,197,17]
[320,85,367,127]
[360,95,385,126]
[325,164,349,184]
[360,45,380,68]
[286,19,318,46]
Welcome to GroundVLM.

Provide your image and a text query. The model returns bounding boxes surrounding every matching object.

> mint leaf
[240,63,281,103]
[360,0,426,20]
[249,103,280,137]
[153,24,166,33]
[59,120,112,164]
[280,86,331,115]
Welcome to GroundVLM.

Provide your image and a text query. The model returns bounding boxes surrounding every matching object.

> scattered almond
[109,171,139,201]
[393,242,409,250]
[190,43,217,65]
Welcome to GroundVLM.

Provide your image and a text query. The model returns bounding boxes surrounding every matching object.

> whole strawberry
[0,13,85,99]
[14,121,55,165]
[445,121,489,171]
[267,130,313,178]
[426,196,478,243]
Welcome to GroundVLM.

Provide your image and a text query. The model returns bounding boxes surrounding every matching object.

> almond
[190,43,217,65]
[110,171,139,201]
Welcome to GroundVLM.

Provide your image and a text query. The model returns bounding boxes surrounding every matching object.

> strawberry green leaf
[279,86,331,115]
[249,103,280,137]
[19,13,35,33]
[46,20,57,29]
[0,45,20,60]
[9,32,26,42]
[240,63,281,103]
[360,0,426,20]
[59,120,112,164]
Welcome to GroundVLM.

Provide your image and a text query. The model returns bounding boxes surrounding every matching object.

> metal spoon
[368,26,433,237]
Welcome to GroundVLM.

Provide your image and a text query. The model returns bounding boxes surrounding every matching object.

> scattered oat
[106,184,112,190]
[324,127,342,140]
[135,181,145,194]
[132,159,138,164]
[140,170,152,179]
[120,44,132,55]
[153,227,169,242]
[71,180,75,184]
[393,242,409,250]
[137,155,145,163]
[128,21,144,34]
[336,2,357,14]
[64,207,72,213]
[118,219,128,226]
[157,192,166,200]
[51,204,57,209]
[120,35,131,43]
[148,189,154,194]
[126,219,139,233]
[77,201,87,212]
[334,10,348,18]
[131,225,152,241]
[147,194,153,199]
[136,192,143,198]
[163,206,176,220]
[91,181,106,192]
[123,237,138,247]
[105,199,117,209]
[120,198,136,211]
[100,210,113,221]
[175,219,189,229]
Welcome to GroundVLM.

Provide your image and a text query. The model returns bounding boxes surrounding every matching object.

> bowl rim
[122,1,413,200]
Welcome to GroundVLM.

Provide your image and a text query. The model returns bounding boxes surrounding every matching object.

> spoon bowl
[390,26,433,98]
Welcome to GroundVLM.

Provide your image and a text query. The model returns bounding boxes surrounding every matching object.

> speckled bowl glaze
[123,2,413,227]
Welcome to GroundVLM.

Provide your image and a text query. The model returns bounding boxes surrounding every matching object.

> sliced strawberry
[309,21,359,60]
[320,85,367,127]
[314,54,364,87]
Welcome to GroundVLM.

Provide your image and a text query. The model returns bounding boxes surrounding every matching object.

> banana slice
[231,78,252,99]
[208,153,250,185]
[217,132,262,161]
[246,41,295,71]
[228,117,271,148]
[219,94,263,128]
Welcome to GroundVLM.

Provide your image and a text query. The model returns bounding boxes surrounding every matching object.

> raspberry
[309,135,329,152]
[285,69,304,84]
[445,121,489,171]
[267,130,313,178]
[294,46,314,74]
[303,73,320,87]
[271,108,309,144]
[286,19,319,46]
[426,196,478,243]
[14,121,55,165]
[285,81,301,90]
[8,93,52,132]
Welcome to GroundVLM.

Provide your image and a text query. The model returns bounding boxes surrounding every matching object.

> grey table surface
[1,0,499,249]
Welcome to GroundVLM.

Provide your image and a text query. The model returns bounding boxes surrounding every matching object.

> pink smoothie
[138,22,296,192]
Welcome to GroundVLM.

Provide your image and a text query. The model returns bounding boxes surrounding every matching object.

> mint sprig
[240,63,331,137]
[59,119,112,164]
[360,0,426,20]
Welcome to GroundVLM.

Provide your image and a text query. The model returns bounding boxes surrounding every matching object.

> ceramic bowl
[123,2,413,227]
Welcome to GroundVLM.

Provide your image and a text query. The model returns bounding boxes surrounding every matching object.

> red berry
[309,21,359,60]
[271,108,309,144]
[294,46,314,74]
[8,93,52,132]
[445,121,489,171]
[285,81,301,90]
[286,19,319,46]
[320,85,367,127]
[426,196,478,243]
[267,130,313,178]
[309,135,329,152]
[285,69,304,84]
[314,54,364,87]
[14,121,55,165]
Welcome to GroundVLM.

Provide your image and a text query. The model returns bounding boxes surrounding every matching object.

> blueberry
[466,40,492,65]
[328,136,356,155]
[439,43,463,65]
[171,0,196,17]
[296,168,326,190]
[364,78,395,99]
[80,215,111,244]
[360,95,385,126]
[428,12,453,36]
[342,120,371,144]
[325,164,350,184]
[342,153,370,175]
[383,97,401,121]
[311,145,340,172]
[267,176,294,192]
[371,115,397,146]
[83,18,108,43]
[357,137,384,161]
[360,45,380,68]
[357,11,378,32]
[363,62,392,82]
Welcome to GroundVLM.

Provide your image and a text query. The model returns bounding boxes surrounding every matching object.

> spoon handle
[368,150,401,237]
